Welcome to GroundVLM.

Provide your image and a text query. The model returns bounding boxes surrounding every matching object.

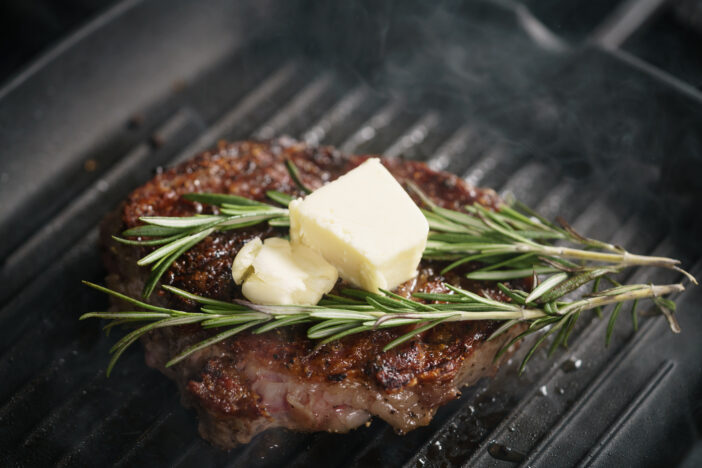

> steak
[100,137,527,448]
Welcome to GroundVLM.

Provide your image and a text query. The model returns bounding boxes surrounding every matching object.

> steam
[294,0,702,254]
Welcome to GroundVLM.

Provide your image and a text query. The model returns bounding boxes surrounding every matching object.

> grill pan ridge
[1,0,702,466]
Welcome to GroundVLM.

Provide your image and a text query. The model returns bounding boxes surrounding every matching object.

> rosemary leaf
[440,252,510,275]
[319,325,372,344]
[201,313,270,327]
[137,228,215,267]
[496,283,527,305]
[285,158,312,194]
[107,316,204,377]
[378,288,437,311]
[528,316,561,331]
[422,210,473,233]
[183,192,268,207]
[109,316,205,355]
[218,215,283,230]
[519,320,565,373]
[138,215,222,228]
[606,302,624,347]
[562,311,580,347]
[444,284,514,310]
[495,323,549,362]
[80,311,171,320]
[122,224,184,237]
[543,302,560,316]
[538,267,616,304]
[308,322,360,340]
[142,229,214,298]
[161,284,241,308]
[82,281,176,313]
[103,318,143,336]
[411,292,467,302]
[307,318,357,335]
[487,318,522,341]
[525,272,569,304]
[266,190,294,206]
[112,232,187,246]
[592,276,603,318]
[470,252,537,274]
[383,316,457,352]
[319,294,365,305]
[366,318,423,329]
[428,233,501,243]
[166,321,266,367]
[592,284,648,297]
[509,200,557,229]
[548,318,571,357]
[268,217,291,227]
[309,310,378,321]
[254,316,309,334]
[466,266,560,281]
[366,297,407,314]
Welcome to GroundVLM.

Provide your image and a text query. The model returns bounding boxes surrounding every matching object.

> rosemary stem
[85,176,695,374]
[512,244,697,284]
[447,309,545,321]
[532,245,678,268]
[562,283,685,315]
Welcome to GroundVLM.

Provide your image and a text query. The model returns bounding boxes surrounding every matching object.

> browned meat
[100,137,526,448]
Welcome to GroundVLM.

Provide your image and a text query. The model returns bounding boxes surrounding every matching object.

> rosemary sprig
[117,163,695,300]
[114,191,291,298]
[285,158,313,194]
[81,276,685,376]
[94,160,696,377]
[409,182,697,285]
[117,158,313,298]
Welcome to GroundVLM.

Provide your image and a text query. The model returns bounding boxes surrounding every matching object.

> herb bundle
[81,278,684,377]
[113,190,292,298]
[87,163,695,375]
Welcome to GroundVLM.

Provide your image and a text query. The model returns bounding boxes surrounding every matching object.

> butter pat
[232,237,338,305]
[289,158,428,292]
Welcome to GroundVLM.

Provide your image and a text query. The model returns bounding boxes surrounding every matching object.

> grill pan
[1,0,702,466]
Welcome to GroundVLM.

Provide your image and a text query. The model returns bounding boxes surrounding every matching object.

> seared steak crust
[101,138,524,448]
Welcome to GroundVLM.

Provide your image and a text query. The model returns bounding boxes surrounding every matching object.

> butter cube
[232,237,338,305]
[289,158,428,292]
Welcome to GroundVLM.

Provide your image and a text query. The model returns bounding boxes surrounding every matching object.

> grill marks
[0,66,524,463]
[424,202,673,468]
[0,110,204,307]
[0,61,319,464]
[0,53,684,467]
[0,71,531,464]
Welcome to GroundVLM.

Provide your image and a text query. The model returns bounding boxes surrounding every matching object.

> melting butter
[232,237,338,306]
[289,158,428,293]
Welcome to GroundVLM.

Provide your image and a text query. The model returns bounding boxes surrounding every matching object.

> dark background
[0,0,116,84]
[3,0,702,90]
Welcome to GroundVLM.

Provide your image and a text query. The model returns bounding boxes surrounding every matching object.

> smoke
[292,0,702,252]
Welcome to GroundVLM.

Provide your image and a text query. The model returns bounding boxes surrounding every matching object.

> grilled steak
[100,137,526,448]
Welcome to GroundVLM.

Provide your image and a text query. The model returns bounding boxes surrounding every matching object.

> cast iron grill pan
[1,1,701,466]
